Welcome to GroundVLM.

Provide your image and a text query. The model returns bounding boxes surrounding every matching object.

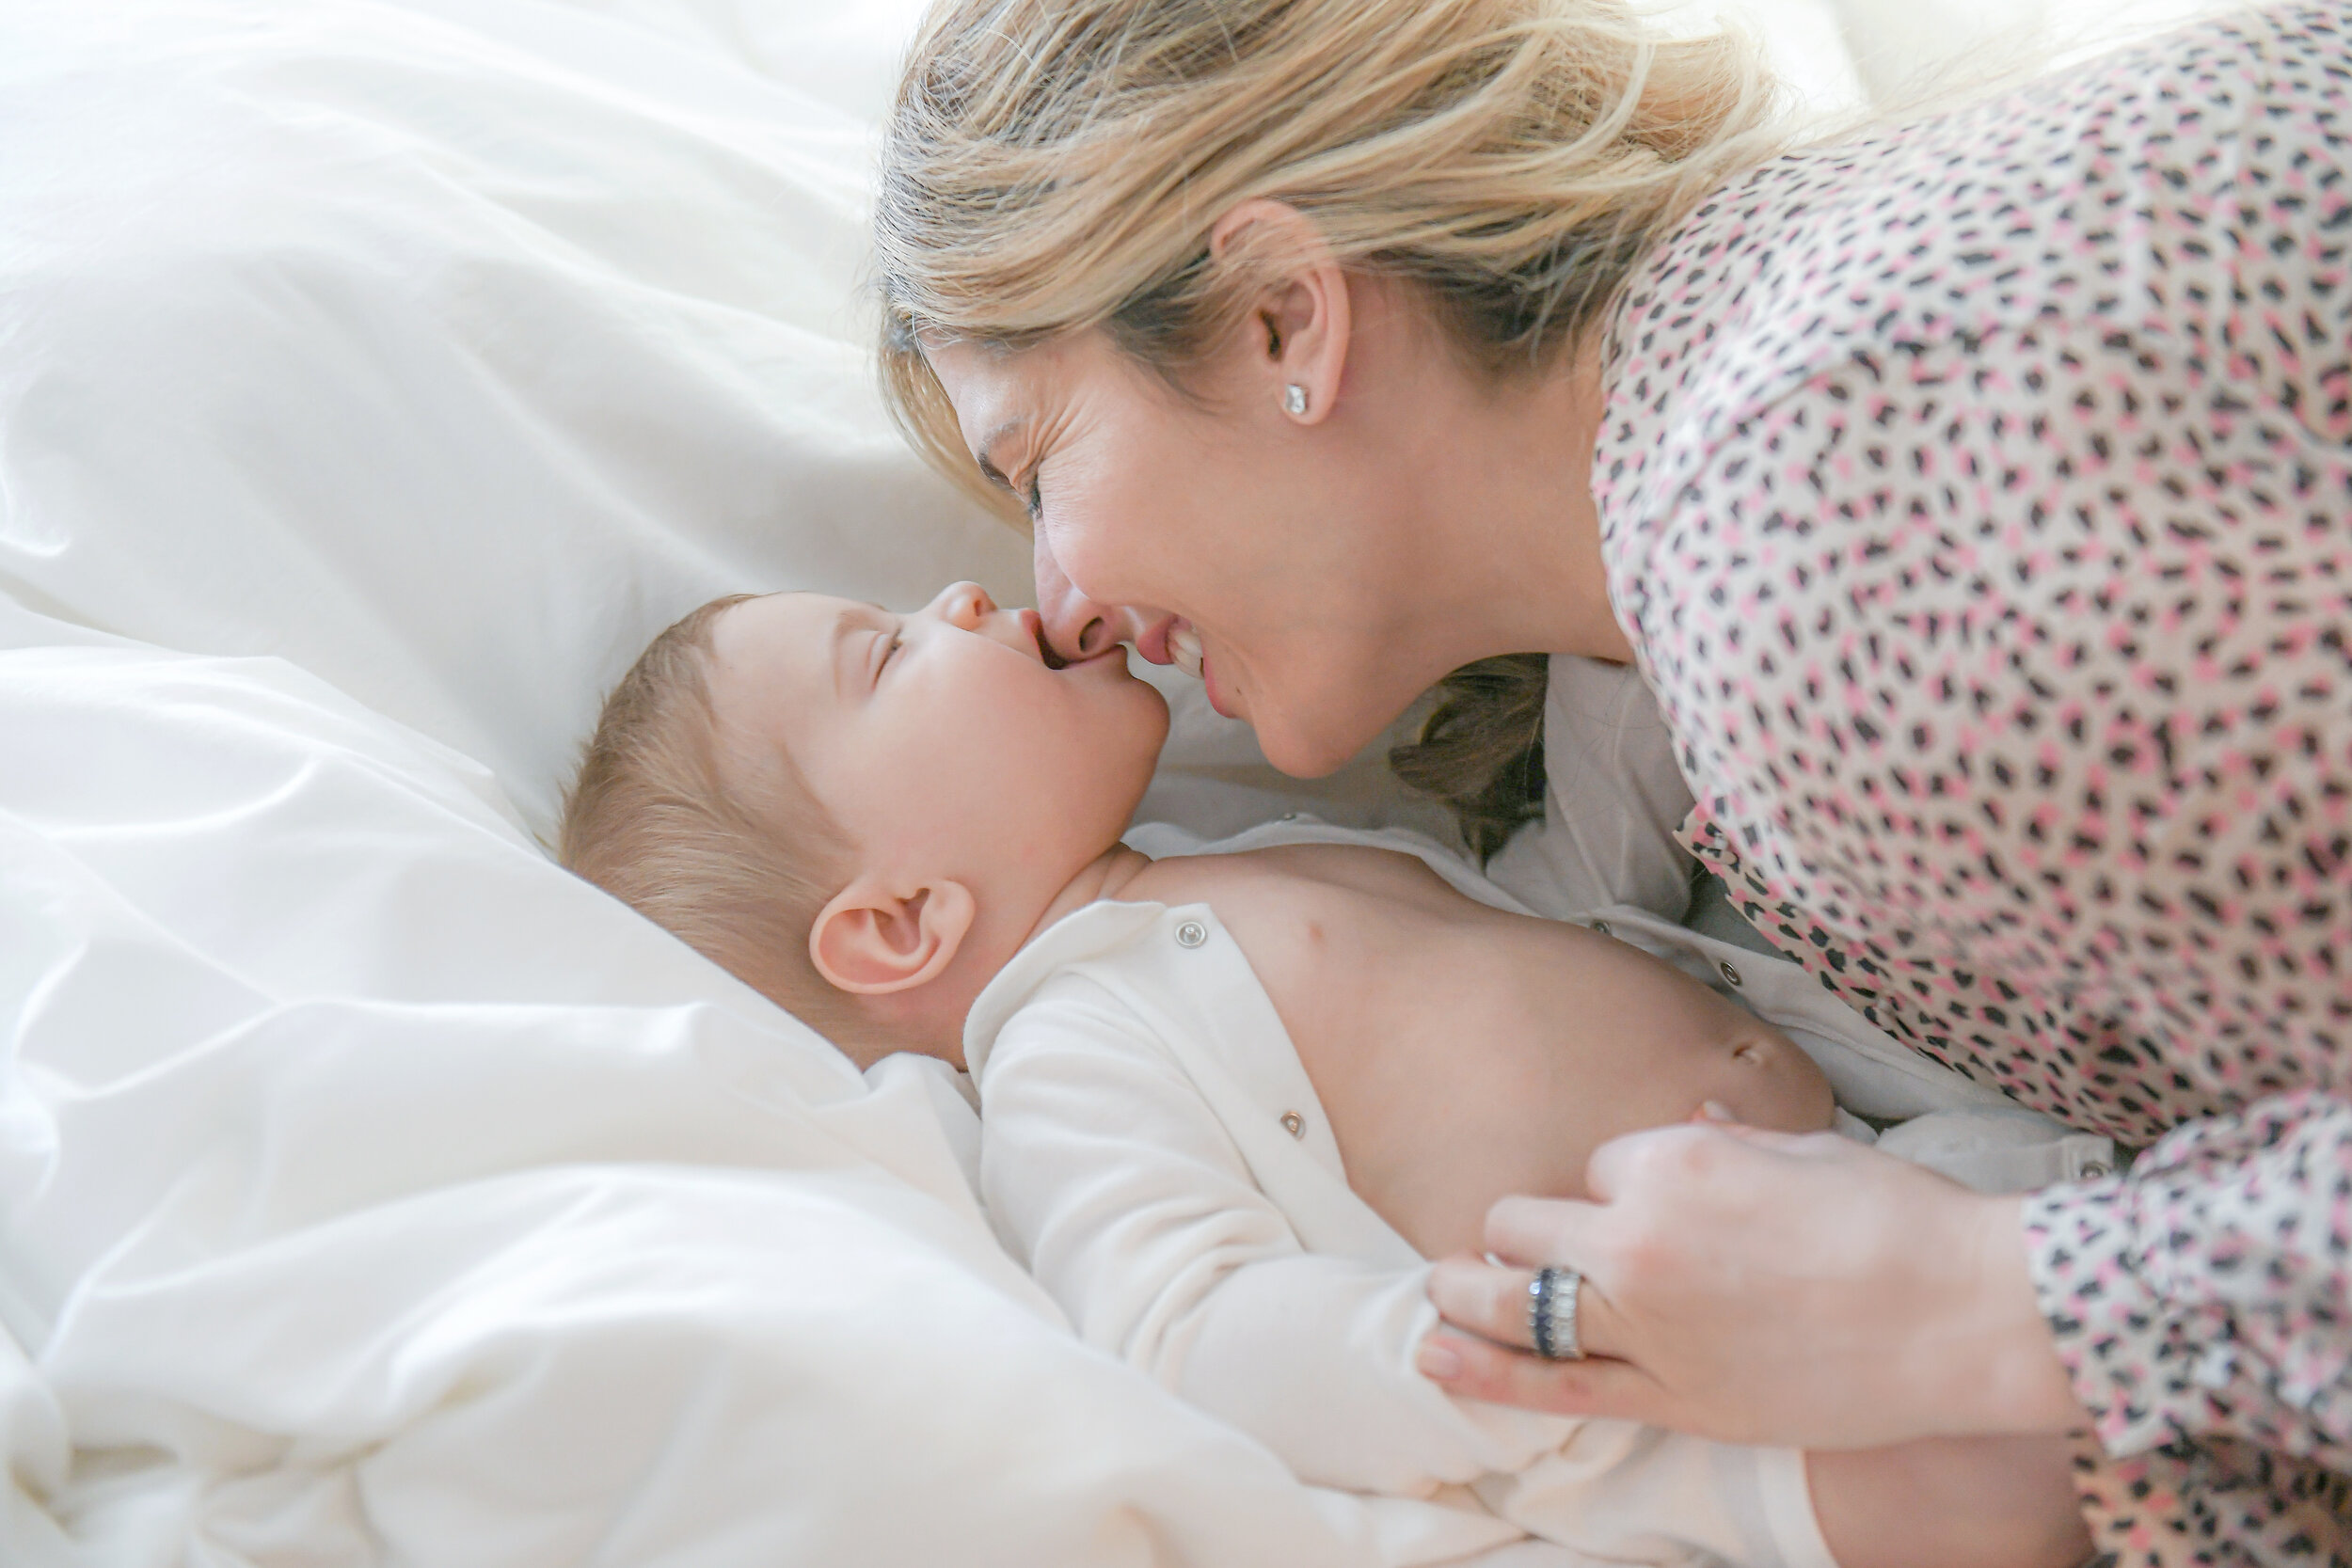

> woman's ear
[808,877,977,995]
[1209,198,1351,426]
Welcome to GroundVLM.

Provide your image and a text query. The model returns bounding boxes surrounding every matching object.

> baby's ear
[809,876,977,995]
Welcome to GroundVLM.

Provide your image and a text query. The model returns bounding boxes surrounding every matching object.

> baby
[562,583,2094,1568]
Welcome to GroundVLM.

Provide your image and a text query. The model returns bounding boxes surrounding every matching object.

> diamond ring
[1528,1266,1584,1361]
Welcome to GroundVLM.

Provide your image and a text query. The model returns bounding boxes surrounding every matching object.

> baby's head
[561,583,1168,1066]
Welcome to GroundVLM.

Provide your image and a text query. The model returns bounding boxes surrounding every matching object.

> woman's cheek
[1059,458,1188,606]
[1043,508,1131,613]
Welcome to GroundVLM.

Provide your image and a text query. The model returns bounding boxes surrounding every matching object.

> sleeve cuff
[2022,1173,2207,1456]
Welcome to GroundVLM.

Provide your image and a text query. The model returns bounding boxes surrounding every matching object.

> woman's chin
[1250,716,1364,782]
[1242,668,1421,779]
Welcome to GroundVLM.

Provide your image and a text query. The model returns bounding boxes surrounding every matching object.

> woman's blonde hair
[875,0,1789,506]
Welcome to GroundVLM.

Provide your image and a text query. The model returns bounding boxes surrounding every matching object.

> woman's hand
[1419,1121,2090,1449]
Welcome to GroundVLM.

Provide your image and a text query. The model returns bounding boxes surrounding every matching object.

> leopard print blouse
[1593,6,2352,1560]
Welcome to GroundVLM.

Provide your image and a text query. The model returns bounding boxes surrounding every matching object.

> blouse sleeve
[2025,1088,2352,1470]
[1615,316,2352,1473]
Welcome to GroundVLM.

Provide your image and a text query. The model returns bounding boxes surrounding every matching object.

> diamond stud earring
[1282,384,1309,417]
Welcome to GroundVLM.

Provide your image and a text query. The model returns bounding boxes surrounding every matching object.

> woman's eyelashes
[1024,473,1043,522]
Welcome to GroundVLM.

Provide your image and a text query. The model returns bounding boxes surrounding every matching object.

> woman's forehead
[926,338,1054,471]
[930,330,1150,444]
[926,334,1033,408]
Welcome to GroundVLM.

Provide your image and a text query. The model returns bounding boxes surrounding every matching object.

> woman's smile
[1165,618,1242,720]
[1166,621,1201,679]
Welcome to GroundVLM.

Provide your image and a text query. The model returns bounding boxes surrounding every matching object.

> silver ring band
[1527,1267,1584,1361]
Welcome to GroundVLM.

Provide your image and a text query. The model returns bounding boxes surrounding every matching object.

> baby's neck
[1024,842,1156,949]
[882,842,1154,1064]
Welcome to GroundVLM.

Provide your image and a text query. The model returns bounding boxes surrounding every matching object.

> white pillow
[0,0,1029,839]
[1825,0,2248,103]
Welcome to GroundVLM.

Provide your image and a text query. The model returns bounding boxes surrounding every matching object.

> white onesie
[967,823,2116,1568]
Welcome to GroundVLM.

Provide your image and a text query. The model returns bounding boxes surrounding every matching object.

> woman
[871,0,2352,1559]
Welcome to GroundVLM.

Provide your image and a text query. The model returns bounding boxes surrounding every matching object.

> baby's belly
[1127,845,1834,1261]
[1320,1018,1617,1259]
[1272,909,1833,1260]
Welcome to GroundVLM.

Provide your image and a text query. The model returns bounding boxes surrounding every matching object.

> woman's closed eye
[1025,472,1043,523]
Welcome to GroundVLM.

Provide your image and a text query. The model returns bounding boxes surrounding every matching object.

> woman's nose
[1034,534,1150,662]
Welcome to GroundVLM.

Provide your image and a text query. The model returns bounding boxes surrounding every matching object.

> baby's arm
[1809,1437,2091,1568]
[980,978,1832,1568]
[979,976,1562,1494]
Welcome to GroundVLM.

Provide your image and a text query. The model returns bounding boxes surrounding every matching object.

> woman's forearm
[1808,1437,2090,1568]
[1903,1195,2088,1437]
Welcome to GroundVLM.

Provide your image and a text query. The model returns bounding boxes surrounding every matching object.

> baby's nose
[930,580,996,628]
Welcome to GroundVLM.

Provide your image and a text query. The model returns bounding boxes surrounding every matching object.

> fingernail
[1417,1342,1462,1381]
[1699,1100,1735,1122]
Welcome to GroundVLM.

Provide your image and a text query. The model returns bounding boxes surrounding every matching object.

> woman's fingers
[1429,1125,2082,1449]
[1414,1328,1665,1424]
[1426,1250,1624,1362]
[1576,1119,1838,1209]
[1481,1193,1603,1270]
[1425,1254,1539,1349]
[1469,1129,1807,1280]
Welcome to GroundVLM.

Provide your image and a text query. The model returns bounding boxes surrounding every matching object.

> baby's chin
[1122,680,1174,761]
[1140,682,1172,739]
[1073,692,1172,830]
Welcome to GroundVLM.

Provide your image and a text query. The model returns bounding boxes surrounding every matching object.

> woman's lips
[1201,651,1237,719]
[1164,621,1237,717]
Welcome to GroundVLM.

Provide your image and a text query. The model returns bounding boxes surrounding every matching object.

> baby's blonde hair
[874,0,1790,512]
[560,596,867,1047]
